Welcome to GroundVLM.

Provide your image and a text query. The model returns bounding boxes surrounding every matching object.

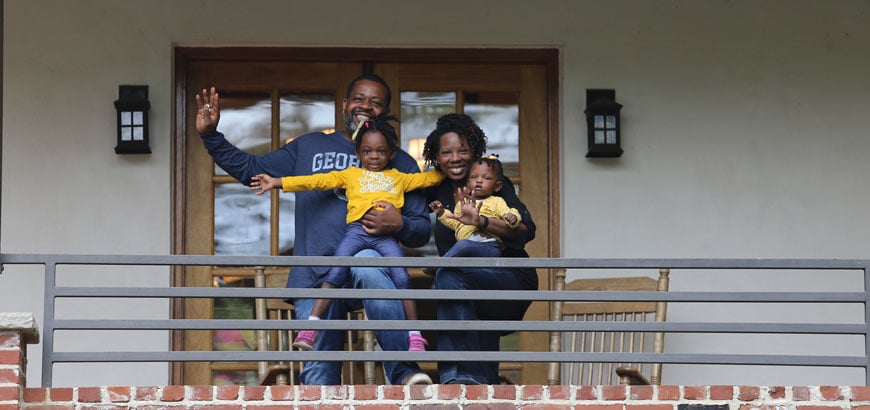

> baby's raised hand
[504,213,518,226]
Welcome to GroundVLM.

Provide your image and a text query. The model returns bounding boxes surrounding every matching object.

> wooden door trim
[171,46,560,384]
[174,46,557,64]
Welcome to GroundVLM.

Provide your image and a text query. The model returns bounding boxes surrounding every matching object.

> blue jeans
[435,266,531,385]
[323,222,410,289]
[442,238,501,259]
[295,249,423,385]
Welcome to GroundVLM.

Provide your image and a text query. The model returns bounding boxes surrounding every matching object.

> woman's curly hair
[421,113,487,168]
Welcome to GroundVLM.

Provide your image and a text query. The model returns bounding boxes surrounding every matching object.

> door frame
[172,46,561,384]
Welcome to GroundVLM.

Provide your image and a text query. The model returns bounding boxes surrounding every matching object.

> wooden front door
[174,47,559,385]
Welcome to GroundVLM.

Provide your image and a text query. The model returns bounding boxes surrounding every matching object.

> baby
[429,155,521,258]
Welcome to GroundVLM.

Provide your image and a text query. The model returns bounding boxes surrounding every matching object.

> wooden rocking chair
[547,268,670,385]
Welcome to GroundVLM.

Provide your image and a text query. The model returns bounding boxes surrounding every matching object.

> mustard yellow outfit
[438,195,522,243]
[281,167,444,223]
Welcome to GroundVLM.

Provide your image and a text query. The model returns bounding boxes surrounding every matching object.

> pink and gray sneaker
[293,329,318,350]
[408,333,428,351]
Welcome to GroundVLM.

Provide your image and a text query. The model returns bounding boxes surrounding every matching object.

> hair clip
[482,153,500,160]
[350,124,363,141]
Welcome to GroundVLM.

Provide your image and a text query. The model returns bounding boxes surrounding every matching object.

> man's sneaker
[402,372,433,385]
[293,329,318,350]
[408,333,428,352]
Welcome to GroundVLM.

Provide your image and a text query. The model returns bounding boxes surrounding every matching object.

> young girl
[428,155,522,258]
[251,116,443,352]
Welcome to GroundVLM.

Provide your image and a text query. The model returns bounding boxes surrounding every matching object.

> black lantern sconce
[585,89,623,158]
[114,85,151,154]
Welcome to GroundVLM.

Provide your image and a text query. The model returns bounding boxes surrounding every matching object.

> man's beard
[343,113,357,133]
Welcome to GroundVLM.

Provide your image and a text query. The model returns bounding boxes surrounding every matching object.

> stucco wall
[2,0,869,387]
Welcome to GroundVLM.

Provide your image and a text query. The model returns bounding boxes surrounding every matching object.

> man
[195,73,432,385]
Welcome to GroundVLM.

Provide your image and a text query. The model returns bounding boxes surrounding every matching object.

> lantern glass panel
[121,111,132,125]
[605,115,616,128]
[594,130,605,144]
[594,115,605,129]
[133,111,143,125]
[121,127,132,141]
[133,126,144,141]
[606,130,616,144]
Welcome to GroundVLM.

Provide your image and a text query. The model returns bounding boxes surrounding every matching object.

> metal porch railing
[1,253,868,387]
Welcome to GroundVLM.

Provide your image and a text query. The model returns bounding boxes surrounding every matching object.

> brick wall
[13,384,870,409]
[1,330,26,410]
[6,326,870,409]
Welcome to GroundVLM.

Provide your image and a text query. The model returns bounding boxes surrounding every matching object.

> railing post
[650,267,670,385]
[865,264,870,386]
[41,258,57,387]
[254,266,269,381]
[546,268,566,385]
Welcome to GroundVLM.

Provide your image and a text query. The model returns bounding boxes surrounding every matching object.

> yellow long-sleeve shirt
[438,195,522,242]
[281,167,443,224]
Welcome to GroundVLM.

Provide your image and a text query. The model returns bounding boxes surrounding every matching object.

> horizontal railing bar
[5,252,867,386]
[52,319,868,334]
[2,253,869,270]
[50,351,864,367]
[51,287,867,303]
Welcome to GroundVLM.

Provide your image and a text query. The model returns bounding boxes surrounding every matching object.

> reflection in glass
[399,92,456,257]
[213,370,258,386]
[213,275,256,375]
[214,183,271,256]
[277,190,296,255]
[401,92,456,170]
[213,94,333,256]
[216,96,272,175]
[276,94,333,254]
[465,92,519,178]
[278,94,335,145]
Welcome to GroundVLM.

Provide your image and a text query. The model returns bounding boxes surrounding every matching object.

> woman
[421,113,538,385]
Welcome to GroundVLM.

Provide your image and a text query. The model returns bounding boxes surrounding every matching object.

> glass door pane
[213,93,335,257]
[464,91,520,189]
[209,92,271,385]
[277,94,336,255]
[209,92,335,385]
[400,91,457,170]
[398,91,522,256]
[400,91,457,258]
[213,92,273,255]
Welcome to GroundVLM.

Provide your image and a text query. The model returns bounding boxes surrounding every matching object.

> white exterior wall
[2,0,869,387]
